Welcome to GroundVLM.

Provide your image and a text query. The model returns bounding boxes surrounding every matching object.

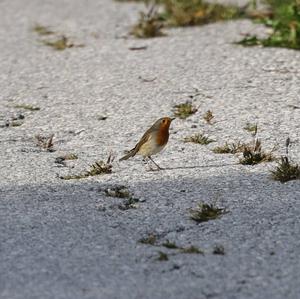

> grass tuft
[33,24,54,35]
[55,153,78,165]
[270,138,300,183]
[184,133,215,145]
[60,154,113,180]
[157,251,169,261]
[239,139,275,165]
[213,245,225,255]
[162,240,179,249]
[190,202,228,223]
[173,101,198,119]
[181,245,203,254]
[160,0,247,27]
[104,185,139,210]
[271,156,300,182]
[203,110,214,124]
[139,234,157,245]
[35,134,55,152]
[243,122,257,134]
[42,35,79,50]
[131,5,165,38]
[212,141,244,154]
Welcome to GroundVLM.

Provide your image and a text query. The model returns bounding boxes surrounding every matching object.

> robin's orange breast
[156,126,169,146]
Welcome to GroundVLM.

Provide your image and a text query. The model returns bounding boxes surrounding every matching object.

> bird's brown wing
[119,128,152,161]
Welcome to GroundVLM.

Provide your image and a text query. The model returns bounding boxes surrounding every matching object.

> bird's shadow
[147,162,240,172]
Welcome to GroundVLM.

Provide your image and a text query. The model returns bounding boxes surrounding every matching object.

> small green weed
[173,101,198,119]
[190,202,228,223]
[184,133,215,145]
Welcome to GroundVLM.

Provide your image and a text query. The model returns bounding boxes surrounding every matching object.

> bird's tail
[119,148,137,161]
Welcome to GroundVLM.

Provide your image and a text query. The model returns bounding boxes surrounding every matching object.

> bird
[119,117,175,170]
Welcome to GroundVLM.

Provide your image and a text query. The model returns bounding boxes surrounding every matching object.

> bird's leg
[148,156,163,170]
[143,157,154,171]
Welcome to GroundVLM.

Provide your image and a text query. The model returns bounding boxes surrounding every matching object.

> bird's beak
[171,117,176,121]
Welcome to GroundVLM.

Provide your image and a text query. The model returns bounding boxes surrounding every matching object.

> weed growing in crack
[190,202,228,223]
[173,101,198,119]
[131,4,165,38]
[271,138,300,183]
[239,135,276,165]
[139,234,157,245]
[184,133,215,145]
[213,245,225,255]
[157,251,169,261]
[243,122,257,134]
[212,141,244,154]
[103,185,140,210]
[60,154,114,180]
[203,110,214,124]
[35,134,55,152]
[236,0,300,50]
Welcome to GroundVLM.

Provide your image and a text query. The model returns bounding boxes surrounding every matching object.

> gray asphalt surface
[1,0,300,298]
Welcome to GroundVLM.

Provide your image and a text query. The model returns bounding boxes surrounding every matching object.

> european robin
[119,117,175,170]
